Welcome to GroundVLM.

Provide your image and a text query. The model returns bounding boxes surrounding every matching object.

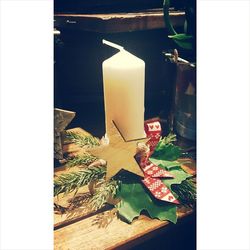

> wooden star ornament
[88,121,148,180]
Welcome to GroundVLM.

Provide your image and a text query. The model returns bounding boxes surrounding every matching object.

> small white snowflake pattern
[148,180,161,191]
[155,191,162,198]
[161,187,168,193]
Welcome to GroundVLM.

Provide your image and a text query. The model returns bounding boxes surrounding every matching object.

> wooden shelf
[54,9,185,33]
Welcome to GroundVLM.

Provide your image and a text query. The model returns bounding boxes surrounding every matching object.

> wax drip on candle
[102,39,124,51]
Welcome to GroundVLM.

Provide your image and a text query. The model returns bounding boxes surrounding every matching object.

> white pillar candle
[102,40,145,141]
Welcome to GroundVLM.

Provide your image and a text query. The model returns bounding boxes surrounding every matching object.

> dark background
[128,213,196,250]
[54,0,185,14]
[55,28,178,137]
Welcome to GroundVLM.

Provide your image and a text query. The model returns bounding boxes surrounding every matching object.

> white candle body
[102,50,145,141]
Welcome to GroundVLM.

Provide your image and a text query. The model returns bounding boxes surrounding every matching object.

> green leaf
[116,173,177,224]
[168,34,193,50]
[163,0,177,36]
[149,135,182,164]
[150,158,182,170]
[150,158,192,171]
[115,136,191,224]
[168,34,193,41]
[162,166,192,190]
[150,141,181,161]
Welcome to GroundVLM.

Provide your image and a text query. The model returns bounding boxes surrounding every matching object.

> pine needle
[65,131,100,147]
[66,154,98,168]
[54,179,119,217]
[162,133,177,145]
[171,178,196,207]
[88,180,119,211]
[54,166,106,197]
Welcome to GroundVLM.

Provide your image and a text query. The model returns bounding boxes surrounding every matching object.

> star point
[88,121,148,180]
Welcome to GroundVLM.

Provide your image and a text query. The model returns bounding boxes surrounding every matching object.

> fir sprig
[66,154,98,168]
[54,166,106,197]
[88,180,119,211]
[65,131,100,147]
[162,133,177,145]
[172,179,196,207]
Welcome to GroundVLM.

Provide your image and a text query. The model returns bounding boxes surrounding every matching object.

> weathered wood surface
[54,207,193,250]
[54,127,196,249]
[54,9,185,33]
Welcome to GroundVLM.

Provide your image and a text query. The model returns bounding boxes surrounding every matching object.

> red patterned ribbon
[136,119,179,204]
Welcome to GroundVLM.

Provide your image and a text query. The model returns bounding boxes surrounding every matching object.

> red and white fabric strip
[137,119,179,204]
[140,156,174,178]
[144,120,162,155]
[142,177,179,204]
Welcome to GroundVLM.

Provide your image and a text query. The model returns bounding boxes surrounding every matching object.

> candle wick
[102,39,124,51]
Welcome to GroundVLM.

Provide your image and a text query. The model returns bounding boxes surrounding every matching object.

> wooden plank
[54,206,193,250]
[54,161,195,229]
[54,10,185,33]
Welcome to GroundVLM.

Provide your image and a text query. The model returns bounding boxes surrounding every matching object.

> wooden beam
[54,9,185,33]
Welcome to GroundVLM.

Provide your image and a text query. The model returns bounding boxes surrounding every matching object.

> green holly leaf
[116,167,191,223]
[162,166,192,190]
[150,158,191,171]
[115,173,177,224]
[150,158,182,170]
[150,141,181,161]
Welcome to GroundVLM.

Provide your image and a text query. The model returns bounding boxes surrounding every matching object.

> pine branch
[65,131,100,147]
[171,179,196,208]
[66,154,98,168]
[88,180,119,211]
[54,166,106,197]
[54,179,119,217]
[162,133,177,145]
